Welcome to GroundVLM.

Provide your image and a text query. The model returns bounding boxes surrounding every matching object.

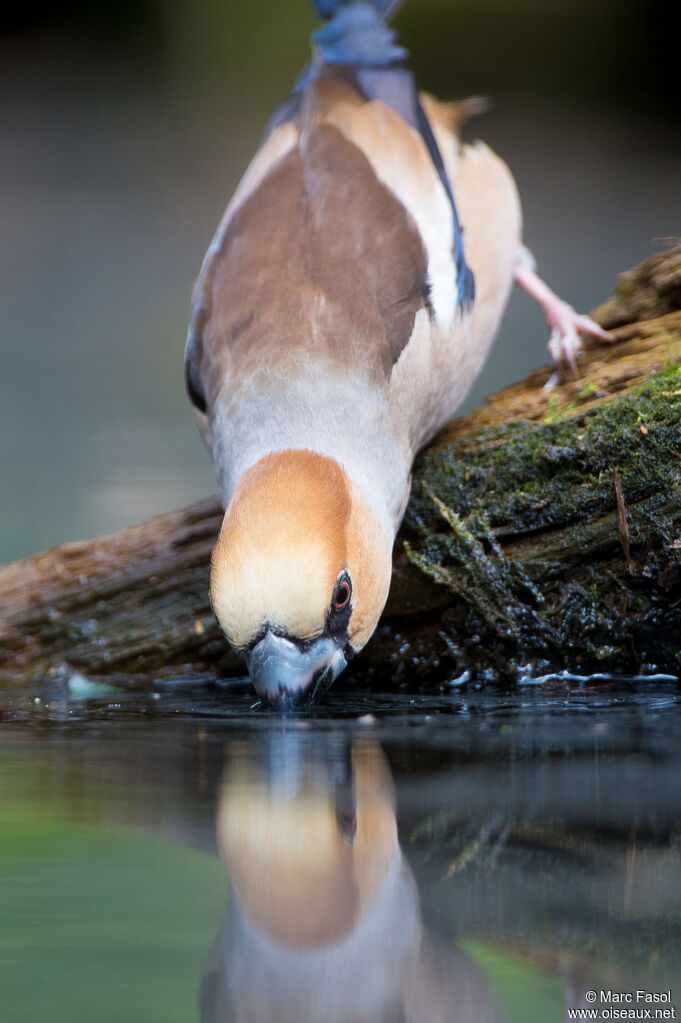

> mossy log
[2,246,681,692]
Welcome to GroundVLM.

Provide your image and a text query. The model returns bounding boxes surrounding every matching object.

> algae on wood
[395,247,681,683]
[2,247,681,693]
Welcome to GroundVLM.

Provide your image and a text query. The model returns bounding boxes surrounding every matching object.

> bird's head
[210,450,392,708]
[216,738,397,949]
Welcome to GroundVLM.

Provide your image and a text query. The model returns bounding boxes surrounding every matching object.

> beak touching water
[209,451,394,710]
[245,630,348,708]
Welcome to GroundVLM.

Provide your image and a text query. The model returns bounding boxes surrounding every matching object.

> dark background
[1,0,679,563]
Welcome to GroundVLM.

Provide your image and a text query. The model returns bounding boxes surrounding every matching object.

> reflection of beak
[245,630,347,708]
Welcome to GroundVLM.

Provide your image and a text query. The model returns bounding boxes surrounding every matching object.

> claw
[574,314,612,343]
[548,327,582,378]
[513,255,613,380]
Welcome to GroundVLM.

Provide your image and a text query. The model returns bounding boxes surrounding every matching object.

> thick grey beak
[245,630,347,708]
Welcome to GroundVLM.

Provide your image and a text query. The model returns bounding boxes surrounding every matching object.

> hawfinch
[203,737,505,1022]
[185,0,608,707]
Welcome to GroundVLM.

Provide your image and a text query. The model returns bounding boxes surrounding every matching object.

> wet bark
[2,246,681,691]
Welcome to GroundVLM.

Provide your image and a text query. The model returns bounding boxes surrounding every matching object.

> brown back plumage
[187,76,430,408]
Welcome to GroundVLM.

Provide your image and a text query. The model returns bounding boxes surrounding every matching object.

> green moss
[404,366,681,680]
[576,380,599,400]
[413,366,681,535]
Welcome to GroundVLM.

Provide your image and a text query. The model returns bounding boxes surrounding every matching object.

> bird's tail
[310,0,406,70]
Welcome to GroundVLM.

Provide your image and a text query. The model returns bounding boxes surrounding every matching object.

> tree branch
[2,247,681,691]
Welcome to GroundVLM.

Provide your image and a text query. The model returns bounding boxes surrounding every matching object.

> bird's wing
[185,73,470,419]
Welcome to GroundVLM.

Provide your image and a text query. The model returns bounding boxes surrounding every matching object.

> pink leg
[514,249,611,380]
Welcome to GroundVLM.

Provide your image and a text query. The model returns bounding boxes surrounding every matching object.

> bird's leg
[514,245,611,384]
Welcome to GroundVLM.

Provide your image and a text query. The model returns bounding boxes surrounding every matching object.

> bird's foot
[513,252,612,387]
[544,300,610,380]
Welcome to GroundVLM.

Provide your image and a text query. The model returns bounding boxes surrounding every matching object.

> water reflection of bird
[200,735,506,1023]
[186,0,609,708]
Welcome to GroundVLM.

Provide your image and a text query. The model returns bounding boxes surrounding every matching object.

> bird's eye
[333,575,352,611]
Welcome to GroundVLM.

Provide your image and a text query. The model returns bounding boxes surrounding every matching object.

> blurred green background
[1,0,679,564]
[0,727,566,1023]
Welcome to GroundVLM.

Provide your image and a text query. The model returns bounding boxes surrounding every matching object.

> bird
[202,735,506,1023]
[215,737,399,952]
[185,0,609,708]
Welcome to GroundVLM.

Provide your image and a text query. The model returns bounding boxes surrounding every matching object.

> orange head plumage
[210,450,392,706]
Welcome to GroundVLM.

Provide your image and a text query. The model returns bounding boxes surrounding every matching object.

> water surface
[2,681,679,1022]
